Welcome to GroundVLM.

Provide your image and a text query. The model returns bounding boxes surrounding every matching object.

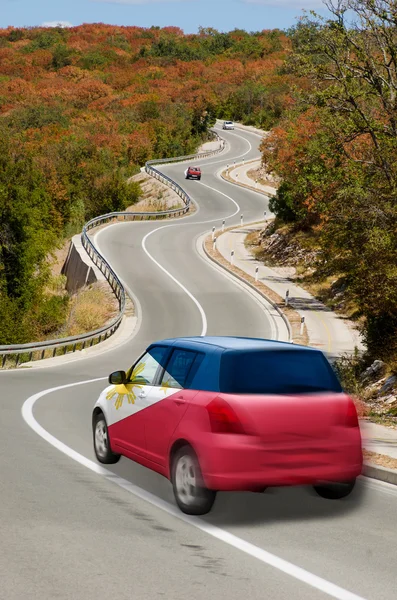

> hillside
[0,24,293,345]
[258,2,397,371]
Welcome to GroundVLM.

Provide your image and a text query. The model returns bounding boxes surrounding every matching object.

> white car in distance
[222,121,234,130]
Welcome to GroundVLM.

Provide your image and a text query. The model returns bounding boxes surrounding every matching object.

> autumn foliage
[265,1,397,362]
[0,24,292,344]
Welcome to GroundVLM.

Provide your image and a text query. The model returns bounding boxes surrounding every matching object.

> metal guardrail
[0,129,226,369]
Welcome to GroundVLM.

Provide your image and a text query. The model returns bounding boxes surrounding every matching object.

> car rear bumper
[197,434,363,491]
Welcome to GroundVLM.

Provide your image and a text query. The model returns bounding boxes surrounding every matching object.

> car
[185,166,201,180]
[92,336,363,515]
[222,121,234,130]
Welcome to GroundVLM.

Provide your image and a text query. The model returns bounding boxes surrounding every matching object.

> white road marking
[197,181,241,214]
[159,128,254,171]
[140,181,246,336]
[22,379,368,600]
[166,130,253,170]
[142,227,208,336]
[195,232,283,342]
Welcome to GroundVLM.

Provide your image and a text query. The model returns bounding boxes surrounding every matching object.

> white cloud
[41,21,73,28]
[243,0,325,7]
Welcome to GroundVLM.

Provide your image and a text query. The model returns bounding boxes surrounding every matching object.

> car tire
[198,176,201,181]
[93,412,120,464]
[313,478,356,500]
[171,445,216,515]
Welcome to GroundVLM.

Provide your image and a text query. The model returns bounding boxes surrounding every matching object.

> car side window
[160,349,198,390]
[128,347,169,386]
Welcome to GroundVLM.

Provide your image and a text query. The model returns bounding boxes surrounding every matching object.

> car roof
[152,336,319,354]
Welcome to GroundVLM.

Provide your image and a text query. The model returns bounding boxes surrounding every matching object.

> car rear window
[219,349,342,395]
[190,167,200,171]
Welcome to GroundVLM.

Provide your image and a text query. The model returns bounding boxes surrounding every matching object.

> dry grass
[204,230,309,346]
[363,449,397,470]
[128,171,188,213]
[64,282,118,337]
[247,167,271,187]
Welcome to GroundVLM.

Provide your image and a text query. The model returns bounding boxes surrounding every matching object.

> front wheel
[93,412,120,464]
[313,478,356,500]
[171,445,216,515]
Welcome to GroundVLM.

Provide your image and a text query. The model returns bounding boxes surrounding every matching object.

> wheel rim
[175,455,198,506]
[95,420,108,458]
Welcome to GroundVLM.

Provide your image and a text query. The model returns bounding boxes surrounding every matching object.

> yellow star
[160,379,172,394]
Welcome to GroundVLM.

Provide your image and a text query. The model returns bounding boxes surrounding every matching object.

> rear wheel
[313,478,356,500]
[198,176,201,180]
[93,412,120,464]
[171,445,216,515]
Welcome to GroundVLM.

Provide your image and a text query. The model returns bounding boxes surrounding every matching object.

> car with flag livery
[92,336,363,515]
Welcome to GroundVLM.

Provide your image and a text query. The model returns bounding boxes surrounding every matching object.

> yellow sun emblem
[160,379,172,394]
[106,362,146,410]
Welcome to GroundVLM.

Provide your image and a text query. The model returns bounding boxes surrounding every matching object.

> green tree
[269,0,397,359]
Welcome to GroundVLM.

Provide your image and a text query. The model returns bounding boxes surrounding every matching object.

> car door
[108,346,170,457]
[144,348,203,467]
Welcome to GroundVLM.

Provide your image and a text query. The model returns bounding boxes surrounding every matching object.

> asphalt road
[1,125,396,600]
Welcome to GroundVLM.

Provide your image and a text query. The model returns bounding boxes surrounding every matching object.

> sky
[2,0,333,34]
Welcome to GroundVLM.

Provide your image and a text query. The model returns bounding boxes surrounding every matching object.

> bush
[51,44,72,70]
[7,105,69,130]
[35,294,69,336]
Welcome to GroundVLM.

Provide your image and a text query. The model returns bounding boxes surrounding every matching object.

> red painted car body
[186,166,201,180]
[93,336,363,514]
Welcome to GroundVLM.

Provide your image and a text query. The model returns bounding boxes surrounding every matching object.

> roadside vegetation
[0,24,292,345]
[257,1,397,405]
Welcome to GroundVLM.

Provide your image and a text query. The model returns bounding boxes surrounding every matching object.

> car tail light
[207,397,245,434]
[346,401,359,427]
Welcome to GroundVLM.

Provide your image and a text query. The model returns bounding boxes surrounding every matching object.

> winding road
[1,125,396,600]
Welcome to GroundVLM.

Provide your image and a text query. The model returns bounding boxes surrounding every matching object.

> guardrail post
[231,250,235,266]
[213,236,217,251]
[222,220,225,232]
[2,355,6,368]
[255,266,259,282]
[300,316,305,336]
[212,226,216,240]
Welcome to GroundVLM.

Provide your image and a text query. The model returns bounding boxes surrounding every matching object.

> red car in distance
[186,166,201,180]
